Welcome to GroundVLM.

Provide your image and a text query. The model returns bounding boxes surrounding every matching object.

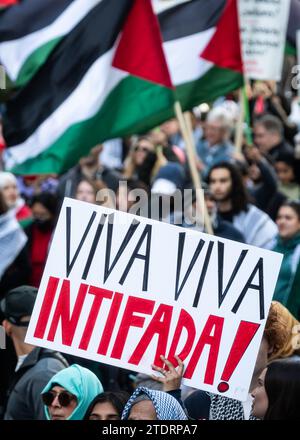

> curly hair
[265,301,300,362]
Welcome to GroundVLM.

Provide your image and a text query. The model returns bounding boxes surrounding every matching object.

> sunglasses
[134,145,150,153]
[42,390,77,407]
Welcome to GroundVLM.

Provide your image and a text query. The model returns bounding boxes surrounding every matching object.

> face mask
[34,218,53,232]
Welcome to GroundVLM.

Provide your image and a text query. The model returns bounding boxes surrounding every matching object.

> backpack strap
[5,349,68,407]
[38,350,69,368]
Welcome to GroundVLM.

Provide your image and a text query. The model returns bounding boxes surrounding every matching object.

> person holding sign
[151,355,184,392]
[41,364,103,420]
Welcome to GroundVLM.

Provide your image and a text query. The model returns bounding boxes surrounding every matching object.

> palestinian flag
[0,0,108,87]
[1,0,175,174]
[157,0,243,109]
[1,0,243,175]
[0,0,18,8]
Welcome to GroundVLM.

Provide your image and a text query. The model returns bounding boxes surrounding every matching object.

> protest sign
[239,0,291,80]
[25,198,282,401]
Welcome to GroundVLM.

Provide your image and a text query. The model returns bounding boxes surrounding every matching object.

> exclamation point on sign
[217,321,260,393]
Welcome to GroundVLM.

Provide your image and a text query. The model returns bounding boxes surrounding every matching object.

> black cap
[0,285,38,327]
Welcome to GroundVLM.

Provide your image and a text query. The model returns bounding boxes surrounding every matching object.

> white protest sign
[239,0,291,80]
[26,198,283,401]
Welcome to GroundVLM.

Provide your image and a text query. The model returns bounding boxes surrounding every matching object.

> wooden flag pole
[234,87,245,152]
[174,101,214,235]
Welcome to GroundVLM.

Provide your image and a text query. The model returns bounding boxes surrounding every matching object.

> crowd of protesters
[1,73,300,420]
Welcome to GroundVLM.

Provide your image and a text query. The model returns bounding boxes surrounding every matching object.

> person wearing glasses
[41,364,103,420]
[123,136,167,187]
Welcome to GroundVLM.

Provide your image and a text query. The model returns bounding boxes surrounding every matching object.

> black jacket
[268,140,294,161]
[4,347,68,420]
[213,216,245,243]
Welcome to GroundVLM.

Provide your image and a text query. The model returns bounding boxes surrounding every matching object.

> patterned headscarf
[209,394,258,420]
[121,387,188,420]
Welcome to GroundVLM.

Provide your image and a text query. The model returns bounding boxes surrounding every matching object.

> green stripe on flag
[15,37,63,87]
[175,65,243,109]
[9,66,243,175]
[10,76,175,175]
[285,41,297,56]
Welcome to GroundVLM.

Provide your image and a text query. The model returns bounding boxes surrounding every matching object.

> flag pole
[174,101,214,235]
[234,87,245,152]
[235,80,253,151]
[243,80,253,145]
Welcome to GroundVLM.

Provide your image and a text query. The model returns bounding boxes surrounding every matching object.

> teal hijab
[42,364,103,420]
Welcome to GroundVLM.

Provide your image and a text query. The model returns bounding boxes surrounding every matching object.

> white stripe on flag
[152,0,192,14]
[4,29,215,168]
[0,0,104,81]
[163,29,215,85]
[4,48,127,169]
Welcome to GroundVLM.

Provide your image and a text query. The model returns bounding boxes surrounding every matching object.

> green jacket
[278,182,300,201]
[273,233,300,320]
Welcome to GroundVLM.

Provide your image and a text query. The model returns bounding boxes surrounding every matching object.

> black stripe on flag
[4,0,133,147]
[287,0,300,46]
[0,0,74,42]
[158,0,226,42]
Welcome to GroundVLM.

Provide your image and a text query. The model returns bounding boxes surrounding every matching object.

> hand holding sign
[151,355,184,392]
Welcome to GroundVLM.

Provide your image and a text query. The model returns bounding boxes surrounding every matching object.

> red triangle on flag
[201,0,244,74]
[112,0,173,89]
[0,0,19,6]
